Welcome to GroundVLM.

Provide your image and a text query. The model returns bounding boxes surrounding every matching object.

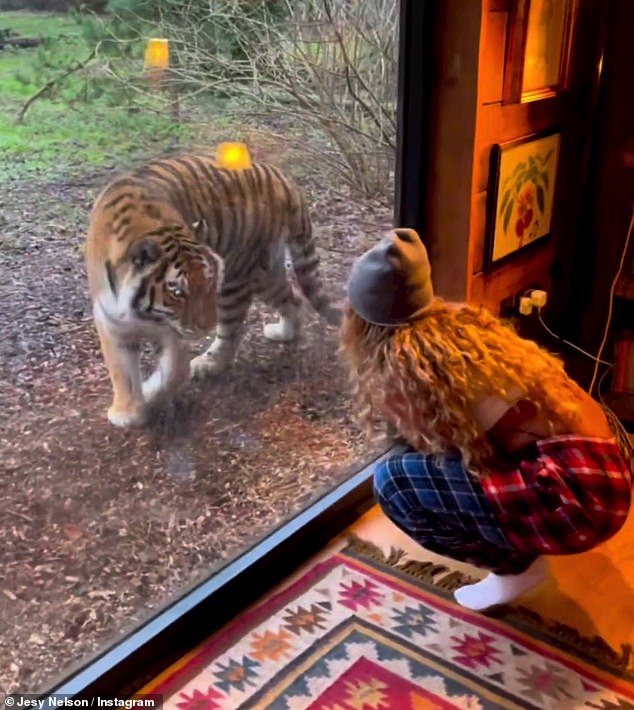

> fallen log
[0,37,42,50]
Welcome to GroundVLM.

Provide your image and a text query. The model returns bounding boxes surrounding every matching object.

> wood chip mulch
[0,158,393,693]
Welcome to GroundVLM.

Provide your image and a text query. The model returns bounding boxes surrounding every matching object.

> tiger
[85,151,341,428]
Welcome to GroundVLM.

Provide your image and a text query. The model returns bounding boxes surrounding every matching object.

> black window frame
[42,0,432,698]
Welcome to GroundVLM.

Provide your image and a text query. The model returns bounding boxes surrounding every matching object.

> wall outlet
[498,282,547,318]
[499,295,519,319]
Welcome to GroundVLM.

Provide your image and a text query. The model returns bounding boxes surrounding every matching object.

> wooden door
[422,0,607,317]
[469,0,606,313]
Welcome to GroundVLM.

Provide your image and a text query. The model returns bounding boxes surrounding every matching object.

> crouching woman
[340,228,633,611]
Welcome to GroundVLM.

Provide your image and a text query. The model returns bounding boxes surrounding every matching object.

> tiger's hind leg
[259,269,302,343]
[190,281,253,378]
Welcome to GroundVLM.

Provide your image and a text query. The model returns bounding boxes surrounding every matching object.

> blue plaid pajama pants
[373,449,537,575]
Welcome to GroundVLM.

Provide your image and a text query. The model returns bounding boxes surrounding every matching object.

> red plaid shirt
[480,435,633,555]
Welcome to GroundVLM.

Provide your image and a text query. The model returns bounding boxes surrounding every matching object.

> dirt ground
[0,145,393,693]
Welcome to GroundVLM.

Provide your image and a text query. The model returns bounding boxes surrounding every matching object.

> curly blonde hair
[339,298,582,475]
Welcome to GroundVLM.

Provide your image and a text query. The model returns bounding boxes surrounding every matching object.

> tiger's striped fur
[85,152,340,427]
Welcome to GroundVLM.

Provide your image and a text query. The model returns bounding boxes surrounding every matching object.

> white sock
[454,557,548,611]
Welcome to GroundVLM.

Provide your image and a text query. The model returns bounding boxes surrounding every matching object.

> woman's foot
[454,557,548,611]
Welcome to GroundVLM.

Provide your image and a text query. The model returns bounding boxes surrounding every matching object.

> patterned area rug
[142,537,634,709]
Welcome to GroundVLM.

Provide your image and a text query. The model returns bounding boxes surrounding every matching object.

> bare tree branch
[102,0,398,197]
[16,42,101,124]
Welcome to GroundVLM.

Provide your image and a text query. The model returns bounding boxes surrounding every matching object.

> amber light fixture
[216,142,253,170]
[144,38,170,73]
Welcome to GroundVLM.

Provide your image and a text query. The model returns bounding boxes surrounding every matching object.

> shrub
[153,0,398,198]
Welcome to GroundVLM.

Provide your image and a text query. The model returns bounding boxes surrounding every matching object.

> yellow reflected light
[216,142,253,170]
[144,38,170,70]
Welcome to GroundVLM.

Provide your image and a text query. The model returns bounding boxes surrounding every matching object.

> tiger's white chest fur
[94,287,165,343]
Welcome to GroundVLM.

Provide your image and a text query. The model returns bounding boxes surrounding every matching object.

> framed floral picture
[485,131,561,267]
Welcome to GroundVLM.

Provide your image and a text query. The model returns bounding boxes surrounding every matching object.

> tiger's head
[104,226,222,338]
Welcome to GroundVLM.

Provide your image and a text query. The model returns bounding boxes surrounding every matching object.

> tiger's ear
[127,238,161,270]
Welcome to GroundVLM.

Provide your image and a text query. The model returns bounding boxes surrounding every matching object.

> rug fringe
[345,534,477,591]
[345,534,634,676]
[503,606,634,674]
[344,533,407,568]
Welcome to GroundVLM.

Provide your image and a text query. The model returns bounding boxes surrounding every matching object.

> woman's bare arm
[487,386,613,454]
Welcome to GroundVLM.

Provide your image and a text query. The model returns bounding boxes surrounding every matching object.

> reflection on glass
[522,0,568,94]
[0,0,397,693]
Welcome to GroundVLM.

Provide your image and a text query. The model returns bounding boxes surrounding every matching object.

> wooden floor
[144,459,634,693]
[314,434,634,651]
[350,504,634,649]
[262,498,634,652]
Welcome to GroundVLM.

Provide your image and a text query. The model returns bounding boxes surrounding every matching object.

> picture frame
[485,130,561,268]
[502,0,576,104]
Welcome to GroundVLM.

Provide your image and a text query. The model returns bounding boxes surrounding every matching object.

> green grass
[0,100,189,182]
[0,10,80,37]
[0,10,192,183]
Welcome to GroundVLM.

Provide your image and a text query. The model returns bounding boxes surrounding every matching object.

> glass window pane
[522,0,568,94]
[0,0,397,693]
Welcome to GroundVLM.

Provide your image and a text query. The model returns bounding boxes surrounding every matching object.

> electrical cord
[536,308,613,367]
[532,206,633,401]
[596,364,612,406]
[536,307,615,407]
[588,207,634,396]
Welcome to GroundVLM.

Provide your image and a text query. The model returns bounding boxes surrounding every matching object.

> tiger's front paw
[141,375,164,404]
[190,352,232,379]
[107,404,147,428]
[142,362,189,404]
[263,318,299,343]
